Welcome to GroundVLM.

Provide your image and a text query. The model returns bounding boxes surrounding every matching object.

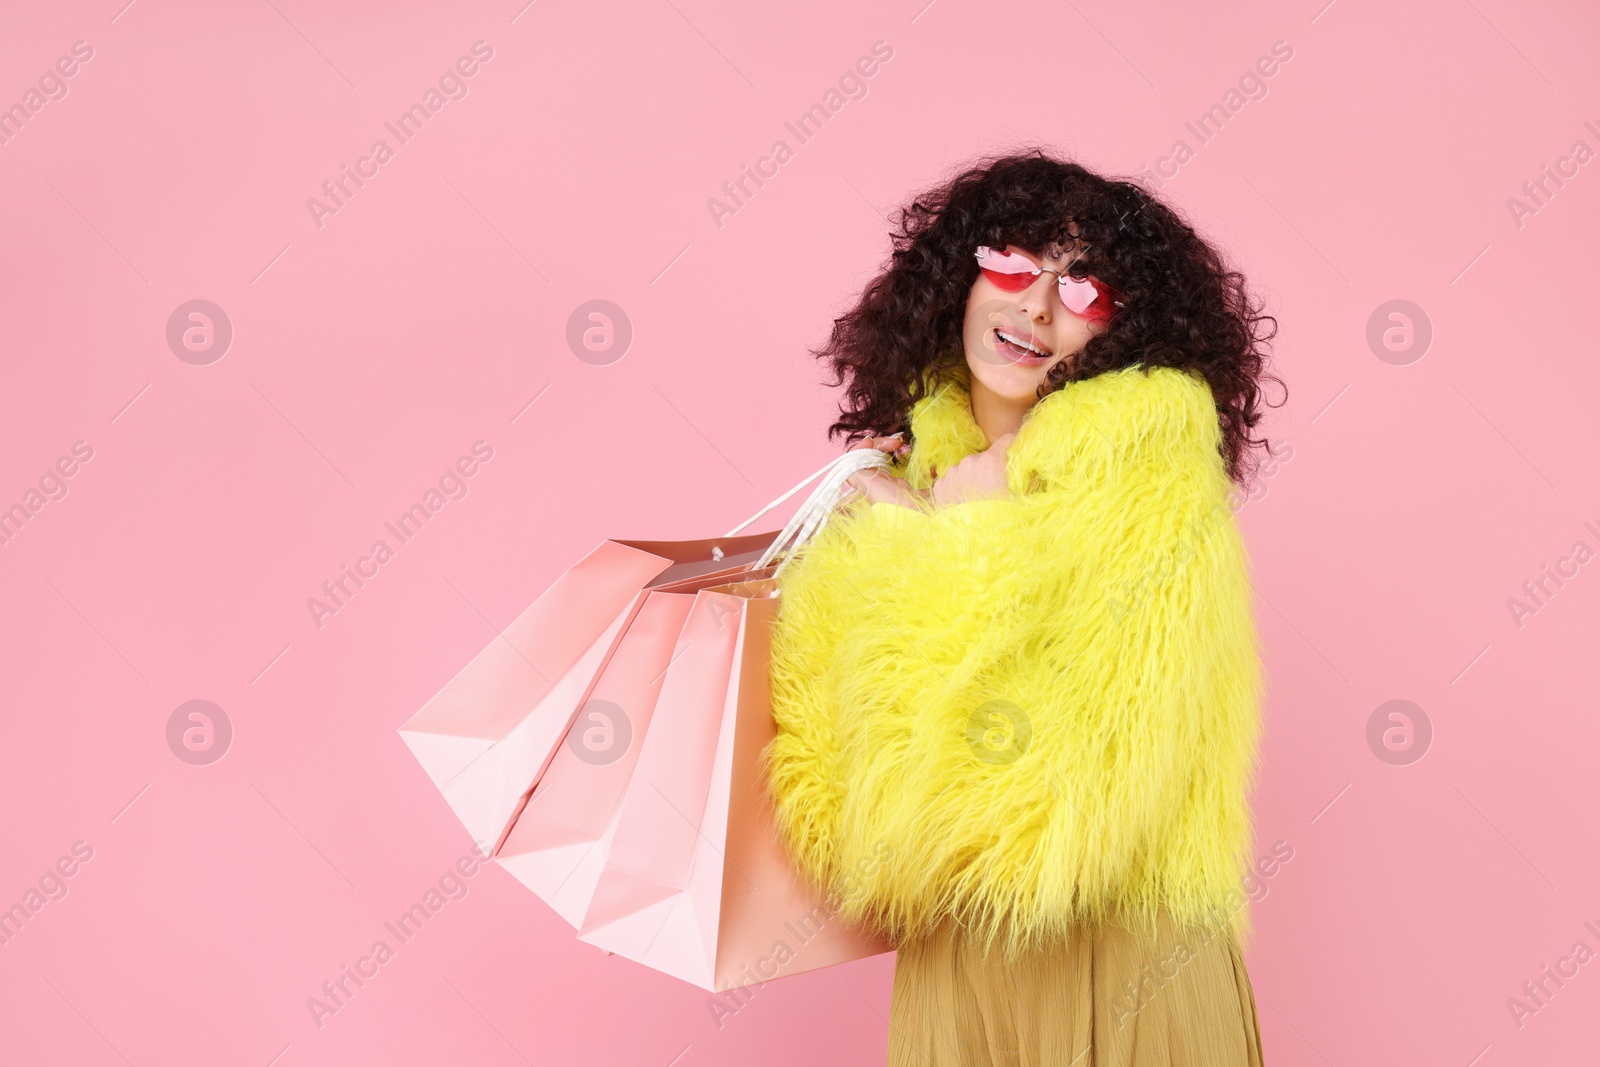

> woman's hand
[842,434,929,510]
[931,432,1014,508]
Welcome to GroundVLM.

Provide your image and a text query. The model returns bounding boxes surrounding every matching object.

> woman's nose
[1015,275,1054,321]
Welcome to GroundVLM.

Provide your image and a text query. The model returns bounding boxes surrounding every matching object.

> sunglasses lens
[1056,276,1101,317]
[975,246,1039,292]
[1081,281,1124,324]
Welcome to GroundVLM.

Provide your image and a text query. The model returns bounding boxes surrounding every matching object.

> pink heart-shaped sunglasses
[974,245,1125,324]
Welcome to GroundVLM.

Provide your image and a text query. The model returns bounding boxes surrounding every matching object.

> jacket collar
[900,360,1226,492]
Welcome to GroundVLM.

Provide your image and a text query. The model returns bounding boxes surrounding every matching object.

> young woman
[761,148,1282,1065]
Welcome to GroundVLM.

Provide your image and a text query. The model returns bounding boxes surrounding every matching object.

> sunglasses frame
[973,244,1126,323]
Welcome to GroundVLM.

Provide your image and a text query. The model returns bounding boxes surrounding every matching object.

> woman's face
[961,238,1111,405]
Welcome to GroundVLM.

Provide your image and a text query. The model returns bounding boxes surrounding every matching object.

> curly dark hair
[813,146,1283,484]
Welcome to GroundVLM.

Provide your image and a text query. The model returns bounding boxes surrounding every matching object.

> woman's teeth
[996,329,1049,358]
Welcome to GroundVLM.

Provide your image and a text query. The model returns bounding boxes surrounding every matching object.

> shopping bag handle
[723,448,892,571]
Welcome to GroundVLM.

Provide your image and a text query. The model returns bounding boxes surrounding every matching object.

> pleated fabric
[886,913,1265,1066]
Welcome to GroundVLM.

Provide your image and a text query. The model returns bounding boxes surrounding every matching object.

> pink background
[2,0,1597,1063]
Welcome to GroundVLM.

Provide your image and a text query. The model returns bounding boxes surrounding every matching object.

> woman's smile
[993,325,1053,365]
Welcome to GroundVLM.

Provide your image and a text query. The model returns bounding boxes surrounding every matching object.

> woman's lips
[993,327,1051,365]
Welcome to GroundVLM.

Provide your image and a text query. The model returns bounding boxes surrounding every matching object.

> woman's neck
[967,375,1034,445]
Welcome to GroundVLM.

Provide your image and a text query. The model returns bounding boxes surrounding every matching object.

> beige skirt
[887,913,1265,1066]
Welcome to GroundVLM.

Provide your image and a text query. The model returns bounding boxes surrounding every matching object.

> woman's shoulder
[1009,365,1229,492]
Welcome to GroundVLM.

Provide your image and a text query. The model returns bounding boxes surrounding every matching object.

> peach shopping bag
[574,571,895,991]
[490,561,778,927]
[401,447,897,990]
[397,532,781,852]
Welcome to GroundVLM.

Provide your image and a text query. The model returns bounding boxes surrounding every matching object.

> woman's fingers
[930,438,1012,507]
[841,435,918,508]
[846,470,888,499]
[846,469,924,509]
[850,433,908,455]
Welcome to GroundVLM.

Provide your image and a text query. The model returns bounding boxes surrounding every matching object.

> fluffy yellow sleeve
[762,368,1264,959]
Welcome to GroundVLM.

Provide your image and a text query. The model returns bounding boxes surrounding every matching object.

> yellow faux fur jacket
[762,361,1264,960]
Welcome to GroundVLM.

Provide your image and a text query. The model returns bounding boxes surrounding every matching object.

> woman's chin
[970,359,1053,400]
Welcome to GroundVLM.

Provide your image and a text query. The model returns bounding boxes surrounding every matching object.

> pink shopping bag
[397,531,781,852]
[490,562,778,928]
[575,573,895,992]
[402,448,897,991]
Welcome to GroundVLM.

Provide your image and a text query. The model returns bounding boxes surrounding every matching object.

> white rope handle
[723,452,850,537]
[722,448,893,572]
[755,449,890,571]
